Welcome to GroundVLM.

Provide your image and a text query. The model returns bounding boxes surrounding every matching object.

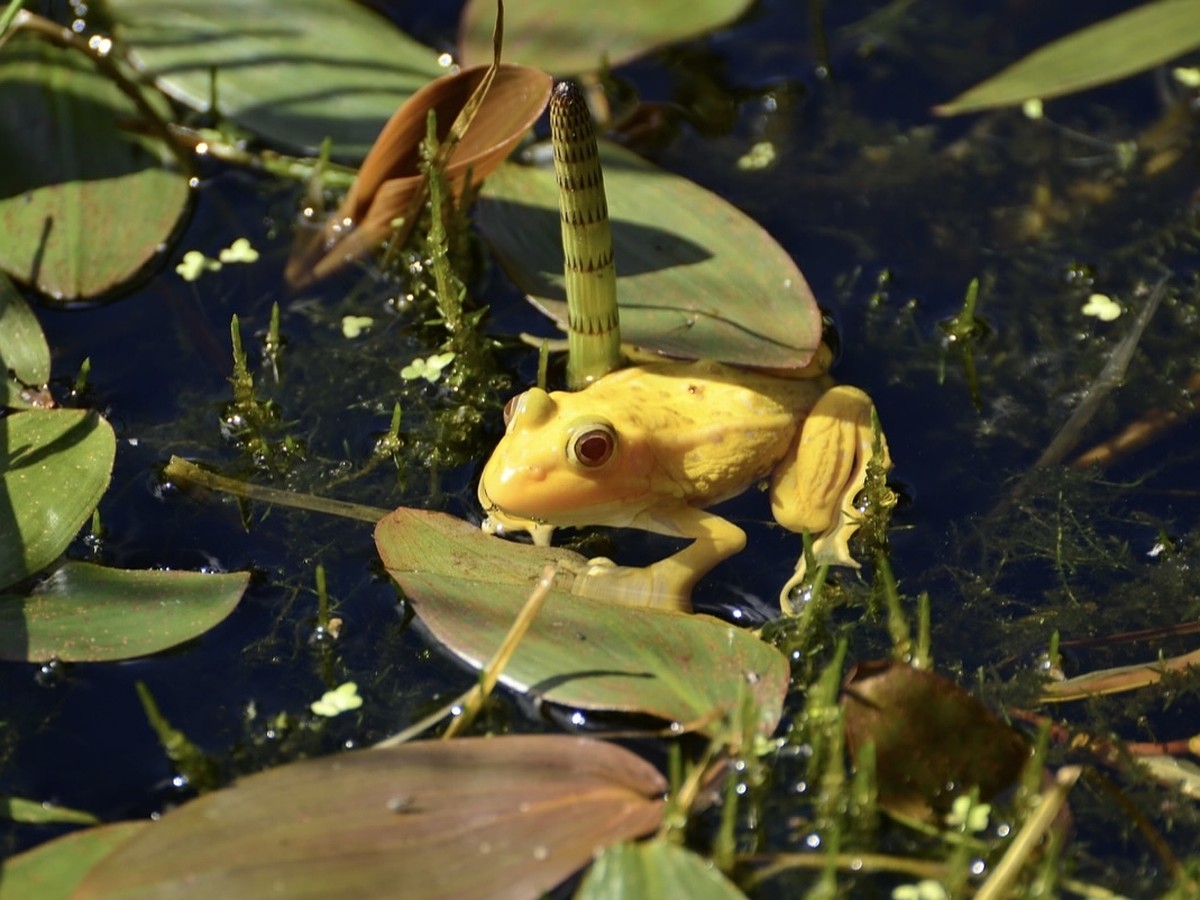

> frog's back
[576,360,827,503]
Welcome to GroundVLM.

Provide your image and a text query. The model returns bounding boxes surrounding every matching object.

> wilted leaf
[459,0,755,75]
[477,141,822,368]
[0,274,52,409]
[841,661,1028,820]
[107,0,446,158]
[290,63,551,285]
[374,507,788,737]
[0,561,249,662]
[935,0,1200,116]
[0,35,190,300]
[1040,645,1200,702]
[73,736,666,900]
[577,840,747,900]
[0,409,115,590]
[0,822,147,900]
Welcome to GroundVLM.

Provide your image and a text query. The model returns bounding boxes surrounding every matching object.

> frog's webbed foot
[571,557,694,613]
[566,506,748,613]
[771,386,891,615]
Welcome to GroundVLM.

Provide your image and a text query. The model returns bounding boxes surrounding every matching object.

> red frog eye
[568,423,616,468]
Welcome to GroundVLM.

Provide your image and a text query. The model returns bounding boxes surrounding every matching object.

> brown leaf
[842,661,1028,821]
[74,736,666,899]
[288,63,551,286]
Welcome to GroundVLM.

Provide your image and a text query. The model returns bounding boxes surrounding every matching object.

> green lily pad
[72,736,666,899]
[0,561,249,663]
[577,840,747,900]
[935,0,1200,116]
[0,409,115,590]
[107,0,446,159]
[0,822,148,900]
[0,274,51,409]
[0,35,191,301]
[374,507,789,737]
[476,141,823,368]
[459,0,755,74]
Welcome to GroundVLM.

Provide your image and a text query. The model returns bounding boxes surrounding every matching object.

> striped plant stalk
[549,81,621,388]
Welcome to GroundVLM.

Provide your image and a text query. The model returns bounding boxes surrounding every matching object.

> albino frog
[478,358,890,613]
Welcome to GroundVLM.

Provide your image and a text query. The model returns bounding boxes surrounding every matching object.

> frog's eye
[568,423,616,468]
[502,395,519,425]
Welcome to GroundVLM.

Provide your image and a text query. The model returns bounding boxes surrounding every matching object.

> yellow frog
[477,357,890,614]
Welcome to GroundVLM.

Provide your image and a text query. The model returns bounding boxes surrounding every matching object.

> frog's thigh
[770,385,881,543]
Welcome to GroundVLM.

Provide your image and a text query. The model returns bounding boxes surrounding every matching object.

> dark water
[4,0,1200,894]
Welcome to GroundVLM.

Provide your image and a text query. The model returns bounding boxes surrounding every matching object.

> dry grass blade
[286,62,551,286]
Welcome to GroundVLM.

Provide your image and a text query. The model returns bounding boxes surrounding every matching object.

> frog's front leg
[572,506,747,613]
[770,385,890,614]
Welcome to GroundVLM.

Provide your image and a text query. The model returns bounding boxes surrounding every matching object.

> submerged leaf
[374,507,789,737]
[0,561,249,662]
[0,35,190,300]
[73,736,666,900]
[935,0,1200,115]
[0,274,51,409]
[841,661,1028,821]
[289,63,551,285]
[107,0,446,158]
[477,141,822,368]
[459,0,755,74]
[0,409,115,590]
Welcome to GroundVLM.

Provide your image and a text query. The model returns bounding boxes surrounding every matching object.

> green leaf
[72,736,666,899]
[577,840,748,900]
[0,274,51,409]
[459,0,755,74]
[477,141,823,368]
[0,796,99,826]
[374,507,789,737]
[935,0,1200,116]
[0,35,191,300]
[107,0,446,159]
[0,561,249,662]
[0,409,115,590]
[0,822,148,900]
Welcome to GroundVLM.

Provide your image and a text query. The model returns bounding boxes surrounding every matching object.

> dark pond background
[4,0,1200,893]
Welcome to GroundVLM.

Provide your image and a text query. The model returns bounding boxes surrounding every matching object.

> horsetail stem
[549,81,621,388]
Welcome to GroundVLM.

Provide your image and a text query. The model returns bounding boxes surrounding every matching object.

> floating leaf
[375,507,789,736]
[935,0,1200,116]
[477,141,822,368]
[577,840,747,900]
[0,822,148,900]
[290,63,552,285]
[73,736,666,900]
[0,561,249,663]
[0,35,190,300]
[106,0,446,158]
[841,662,1028,821]
[0,796,99,826]
[0,409,115,590]
[0,274,51,409]
[459,0,755,74]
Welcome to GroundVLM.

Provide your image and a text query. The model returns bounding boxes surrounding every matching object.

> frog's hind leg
[769,385,890,613]
[572,506,747,614]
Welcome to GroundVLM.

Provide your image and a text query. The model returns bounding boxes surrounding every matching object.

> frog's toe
[584,556,618,573]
